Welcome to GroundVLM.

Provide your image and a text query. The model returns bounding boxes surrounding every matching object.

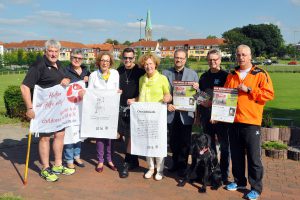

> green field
[0,73,300,126]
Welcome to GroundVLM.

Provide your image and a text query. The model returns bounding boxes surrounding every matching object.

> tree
[157,37,168,43]
[206,35,217,39]
[222,24,284,57]
[17,49,26,65]
[123,40,132,46]
[105,38,119,45]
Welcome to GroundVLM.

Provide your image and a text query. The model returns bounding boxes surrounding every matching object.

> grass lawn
[265,73,300,126]
[0,73,299,126]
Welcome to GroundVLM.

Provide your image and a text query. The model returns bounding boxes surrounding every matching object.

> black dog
[177,134,222,193]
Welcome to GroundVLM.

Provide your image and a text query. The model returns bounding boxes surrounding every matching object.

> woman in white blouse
[88,52,119,173]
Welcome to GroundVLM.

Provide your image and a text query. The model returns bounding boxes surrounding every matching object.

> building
[86,43,127,60]
[0,41,3,55]
[3,40,94,64]
[130,40,158,55]
[145,10,152,41]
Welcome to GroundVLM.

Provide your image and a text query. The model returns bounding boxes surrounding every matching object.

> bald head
[236,44,252,69]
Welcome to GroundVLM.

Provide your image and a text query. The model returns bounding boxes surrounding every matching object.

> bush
[262,112,274,128]
[262,141,288,150]
[4,85,26,120]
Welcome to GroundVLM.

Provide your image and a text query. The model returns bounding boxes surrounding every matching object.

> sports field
[0,73,299,126]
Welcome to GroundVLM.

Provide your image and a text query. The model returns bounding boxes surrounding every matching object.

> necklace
[124,68,133,84]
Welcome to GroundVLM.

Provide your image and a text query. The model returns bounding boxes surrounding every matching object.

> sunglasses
[72,56,83,61]
[123,56,134,60]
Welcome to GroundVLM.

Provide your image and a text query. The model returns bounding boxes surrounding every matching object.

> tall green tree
[222,24,284,57]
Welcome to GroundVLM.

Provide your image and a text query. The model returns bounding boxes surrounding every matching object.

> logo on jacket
[214,79,220,85]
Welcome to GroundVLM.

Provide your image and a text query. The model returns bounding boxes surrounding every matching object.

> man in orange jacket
[224,45,274,200]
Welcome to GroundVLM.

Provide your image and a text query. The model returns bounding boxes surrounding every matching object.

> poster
[80,89,120,139]
[211,87,238,123]
[173,81,197,111]
[30,81,85,133]
[130,102,167,157]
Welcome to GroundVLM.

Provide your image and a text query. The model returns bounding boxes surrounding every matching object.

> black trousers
[229,123,263,194]
[168,112,192,169]
[201,119,230,182]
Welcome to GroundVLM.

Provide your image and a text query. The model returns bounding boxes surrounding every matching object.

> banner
[173,81,197,112]
[80,89,120,139]
[130,102,167,157]
[30,81,85,133]
[64,125,84,144]
[211,87,238,123]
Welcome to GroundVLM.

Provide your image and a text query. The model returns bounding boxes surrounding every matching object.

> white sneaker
[144,169,154,179]
[155,172,164,181]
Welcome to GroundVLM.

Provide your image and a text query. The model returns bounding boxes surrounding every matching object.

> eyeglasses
[208,58,220,62]
[100,59,110,63]
[72,56,83,61]
[174,57,186,60]
[123,56,134,60]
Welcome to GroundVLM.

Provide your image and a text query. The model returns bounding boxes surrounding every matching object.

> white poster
[80,89,120,139]
[30,81,85,133]
[64,125,84,144]
[130,102,167,157]
[211,87,238,123]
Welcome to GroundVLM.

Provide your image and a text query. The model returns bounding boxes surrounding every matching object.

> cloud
[35,10,72,18]
[0,18,32,25]
[0,28,42,42]
[291,0,300,6]
[7,0,33,4]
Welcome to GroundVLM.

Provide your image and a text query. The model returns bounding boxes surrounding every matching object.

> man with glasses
[224,45,274,200]
[198,49,229,185]
[117,48,145,178]
[162,49,199,177]
[20,39,74,182]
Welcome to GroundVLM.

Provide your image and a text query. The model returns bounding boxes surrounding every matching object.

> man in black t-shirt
[117,48,145,178]
[20,39,74,182]
[198,49,230,184]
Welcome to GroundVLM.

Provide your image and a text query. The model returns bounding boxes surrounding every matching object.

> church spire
[145,9,152,41]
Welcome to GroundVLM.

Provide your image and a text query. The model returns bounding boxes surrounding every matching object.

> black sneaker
[119,163,129,178]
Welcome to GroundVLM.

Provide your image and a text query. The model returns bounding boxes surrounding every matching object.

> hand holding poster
[130,102,167,157]
[80,89,120,139]
[173,81,197,111]
[211,87,238,123]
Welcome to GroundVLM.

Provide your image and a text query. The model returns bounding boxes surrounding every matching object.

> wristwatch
[247,87,252,94]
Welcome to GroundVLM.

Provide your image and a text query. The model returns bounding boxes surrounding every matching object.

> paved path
[0,124,300,200]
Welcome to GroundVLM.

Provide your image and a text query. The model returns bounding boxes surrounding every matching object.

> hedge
[4,85,26,120]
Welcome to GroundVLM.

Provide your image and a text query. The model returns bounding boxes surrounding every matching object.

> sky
[0,0,299,45]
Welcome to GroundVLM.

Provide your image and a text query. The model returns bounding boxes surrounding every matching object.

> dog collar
[199,147,209,155]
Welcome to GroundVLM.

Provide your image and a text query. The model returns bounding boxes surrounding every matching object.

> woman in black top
[63,49,90,169]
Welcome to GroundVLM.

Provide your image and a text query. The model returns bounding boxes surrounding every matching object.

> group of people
[20,39,274,200]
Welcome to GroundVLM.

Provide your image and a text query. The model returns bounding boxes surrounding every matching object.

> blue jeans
[64,142,81,164]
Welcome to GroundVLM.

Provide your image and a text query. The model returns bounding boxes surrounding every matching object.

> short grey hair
[45,39,61,50]
[236,44,251,54]
[207,49,221,58]
[174,48,187,58]
[71,49,84,57]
